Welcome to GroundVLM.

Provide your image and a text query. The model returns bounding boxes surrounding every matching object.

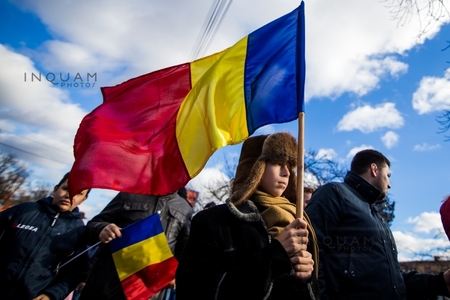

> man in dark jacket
[306,149,450,300]
[0,172,90,300]
[80,189,192,300]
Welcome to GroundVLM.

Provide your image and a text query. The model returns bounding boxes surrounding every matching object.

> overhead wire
[0,128,72,155]
[0,128,72,165]
[0,142,70,165]
[189,0,233,61]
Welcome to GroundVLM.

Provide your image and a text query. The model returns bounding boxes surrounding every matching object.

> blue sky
[1,0,450,261]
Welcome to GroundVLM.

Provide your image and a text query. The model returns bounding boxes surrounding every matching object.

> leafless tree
[304,149,347,186]
[380,0,450,37]
[0,152,52,208]
[0,152,28,205]
[437,110,450,141]
[380,2,450,141]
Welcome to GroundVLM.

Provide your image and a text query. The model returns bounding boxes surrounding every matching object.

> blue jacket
[0,197,88,300]
[306,171,449,300]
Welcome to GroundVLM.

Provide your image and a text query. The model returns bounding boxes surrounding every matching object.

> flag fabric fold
[69,2,306,196]
[109,213,177,300]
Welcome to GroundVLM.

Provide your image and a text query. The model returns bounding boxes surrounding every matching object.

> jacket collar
[344,171,382,205]
[226,199,263,223]
[38,196,82,219]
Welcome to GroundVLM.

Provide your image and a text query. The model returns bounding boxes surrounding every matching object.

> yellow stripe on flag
[176,36,249,177]
[112,232,173,281]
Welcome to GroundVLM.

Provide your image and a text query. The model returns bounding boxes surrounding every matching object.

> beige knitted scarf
[251,189,296,239]
[251,189,320,279]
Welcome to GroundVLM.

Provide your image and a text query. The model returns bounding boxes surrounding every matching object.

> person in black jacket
[176,132,319,300]
[0,172,90,300]
[306,149,450,300]
[79,189,193,300]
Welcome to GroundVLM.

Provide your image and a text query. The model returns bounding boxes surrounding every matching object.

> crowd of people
[1,132,450,300]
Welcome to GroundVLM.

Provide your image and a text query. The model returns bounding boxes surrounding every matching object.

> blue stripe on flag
[109,213,163,253]
[244,2,305,135]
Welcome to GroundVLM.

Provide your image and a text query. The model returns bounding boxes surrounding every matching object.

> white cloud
[407,212,444,233]
[36,41,108,73]
[0,45,82,130]
[346,145,374,160]
[337,103,404,133]
[316,148,337,160]
[304,172,320,188]
[412,68,450,114]
[78,189,119,221]
[394,230,450,261]
[381,131,399,149]
[413,143,441,151]
[0,45,88,169]
[395,211,450,261]
[187,167,230,207]
[303,0,443,101]
[254,125,277,135]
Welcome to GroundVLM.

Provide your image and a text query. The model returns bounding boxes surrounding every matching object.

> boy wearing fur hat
[176,132,319,300]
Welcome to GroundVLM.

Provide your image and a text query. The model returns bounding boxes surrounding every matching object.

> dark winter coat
[0,197,88,300]
[80,192,192,300]
[176,200,319,300]
[306,171,449,300]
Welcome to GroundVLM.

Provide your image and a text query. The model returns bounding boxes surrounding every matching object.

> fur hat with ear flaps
[230,132,298,206]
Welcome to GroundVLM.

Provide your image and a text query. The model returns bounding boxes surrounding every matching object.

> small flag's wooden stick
[54,241,101,272]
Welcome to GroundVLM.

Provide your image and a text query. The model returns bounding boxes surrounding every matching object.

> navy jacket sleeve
[403,271,450,300]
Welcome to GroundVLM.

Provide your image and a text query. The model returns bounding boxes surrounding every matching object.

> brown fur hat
[230,132,297,205]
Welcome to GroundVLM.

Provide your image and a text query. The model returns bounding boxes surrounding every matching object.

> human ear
[370,163,378,176]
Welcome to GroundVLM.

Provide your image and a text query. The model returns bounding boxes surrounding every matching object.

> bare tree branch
[379,0,450,40]
[437,110,450,141]
[0,152,29,205]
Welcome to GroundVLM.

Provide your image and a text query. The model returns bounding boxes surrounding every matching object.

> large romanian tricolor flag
[69,2,305,196]
[109,213,177,300]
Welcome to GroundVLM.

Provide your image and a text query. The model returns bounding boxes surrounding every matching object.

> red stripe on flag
[70,63,192,196]
[120,256,178,300]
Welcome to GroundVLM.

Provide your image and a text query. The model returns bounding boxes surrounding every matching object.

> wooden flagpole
[296,112,305,219]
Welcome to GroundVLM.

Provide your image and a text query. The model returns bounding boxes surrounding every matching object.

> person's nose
[280,165,290,177]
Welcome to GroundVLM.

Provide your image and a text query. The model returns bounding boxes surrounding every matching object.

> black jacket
[80,192,192,300]
[305,171,449,300]
[176,200,319,300]
[0,197,88,300]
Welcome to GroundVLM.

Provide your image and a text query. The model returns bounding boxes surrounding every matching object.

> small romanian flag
[109,213,177,300]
